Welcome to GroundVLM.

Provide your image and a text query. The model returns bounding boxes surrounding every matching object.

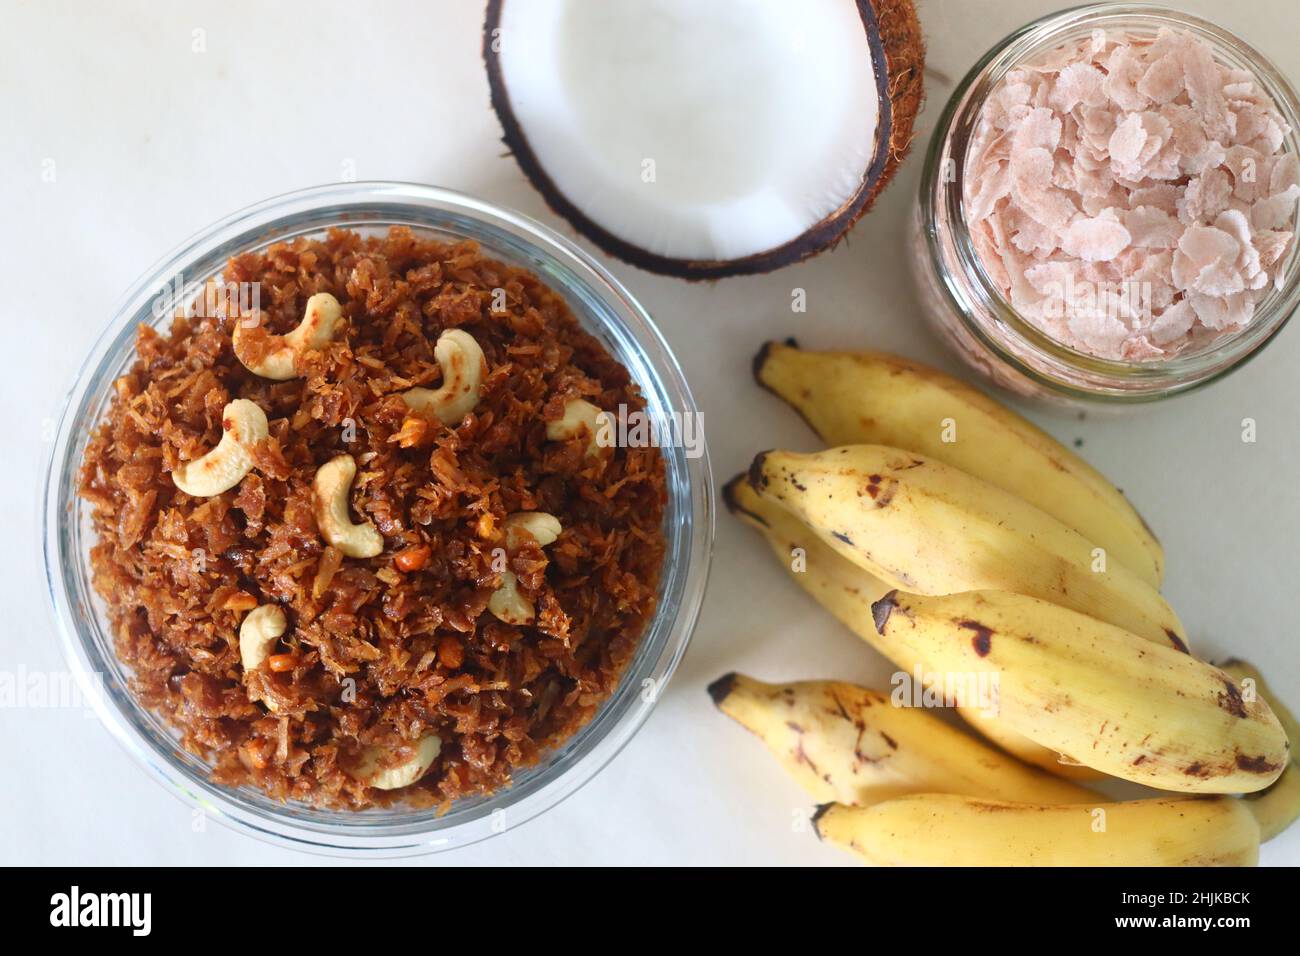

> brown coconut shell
[483,0,926,279]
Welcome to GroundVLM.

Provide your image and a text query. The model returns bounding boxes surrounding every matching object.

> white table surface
[3,0,1297,867]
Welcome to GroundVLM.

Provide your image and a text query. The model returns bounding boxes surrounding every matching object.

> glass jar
[914,3,1300,404]
[41,182,713,856]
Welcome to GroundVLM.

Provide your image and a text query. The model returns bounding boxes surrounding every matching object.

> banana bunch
[711,669,1296,866]
[716,341,1298,865]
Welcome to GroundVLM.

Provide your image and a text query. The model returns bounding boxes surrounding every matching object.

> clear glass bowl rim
[918,2,1300,402]
[40,181,714,857]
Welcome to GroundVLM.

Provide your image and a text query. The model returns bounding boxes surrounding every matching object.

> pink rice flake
[1104,46,1151,113]
[1162,103,1204,155]
[1010,145,1053,187]
[1129,184,1180,213]
[1234,105,1275,149]
[1270,154,1300,194]
[964,26,1299,360]
[1013,107,1063,153]
[1052,154,1078,193]
[1215,210,1263,284]
[1110,112,1173,180]
[1179,168,1233,224]
[1061,216,1132,262]
[1108,114,1148,171]
[1051,62,1107,113]
[1224,145,1266,201]
[1147,300,1196,345]
[1078,107,1117,149]
[1183,38,1231,141]
[1023,260,1077,298]
[1121,336,1167,361]
[1011,148,1079,229]
[1009,213,1058,256]
[1189,292,1254,331]
[1254,229,1294,269]
[1066,299,1131,353]
[1252,186,1300,231]
[1148,27,1188,63]
[1249,115,1286,155]
[996,78,1034,113]
[1124,205,1183,249]
[1137,52,1185,104]
[1079,184,1129,219]
[968,161,1012,222]
[1177,223,1239,269]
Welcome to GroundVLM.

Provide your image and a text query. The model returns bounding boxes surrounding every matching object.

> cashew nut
[239,604,287,672]
[352,734,442,790]
[313,454,384,558]
[172,399,269,497]
[546,399,612,458]
[233,292,344,380]
[487,572,533,625]
[503,512,562,550]
[487,512,562,625]
[400,329,486,425]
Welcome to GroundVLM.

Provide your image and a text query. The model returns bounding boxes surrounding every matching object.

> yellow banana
[1220,659,1300,841]
[749,445,1188,652]
[723,474,1103,780]
[813,794,1260,866]
[753,341,1164,587]
[708,674,1095,804]
[1245,765,1300,844]
[953,707,1103,782]
[872,590,1288,793]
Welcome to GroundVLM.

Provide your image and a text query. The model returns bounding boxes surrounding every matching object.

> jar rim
[920,2,1300,400]
[40,181,714,856]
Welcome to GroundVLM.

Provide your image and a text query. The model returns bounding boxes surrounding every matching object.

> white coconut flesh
[492,0,882,267]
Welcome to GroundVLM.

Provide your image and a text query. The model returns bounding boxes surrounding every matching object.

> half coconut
[483,0,925,279]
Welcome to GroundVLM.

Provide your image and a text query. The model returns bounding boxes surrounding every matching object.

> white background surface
[2,0,1297,866]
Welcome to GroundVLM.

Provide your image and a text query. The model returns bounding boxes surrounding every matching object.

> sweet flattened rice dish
[78,227,667,809]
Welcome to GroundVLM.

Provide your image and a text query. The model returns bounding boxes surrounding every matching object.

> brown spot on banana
[795,740,819,775]
[1236,753,1281,774]
[863,472,898,506]
[828,691,853,722]
[1218,677,1248,718]
[957,619,994,657]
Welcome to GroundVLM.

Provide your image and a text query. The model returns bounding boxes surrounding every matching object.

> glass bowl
[41,182,713,857]
[914,3,1300,404]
